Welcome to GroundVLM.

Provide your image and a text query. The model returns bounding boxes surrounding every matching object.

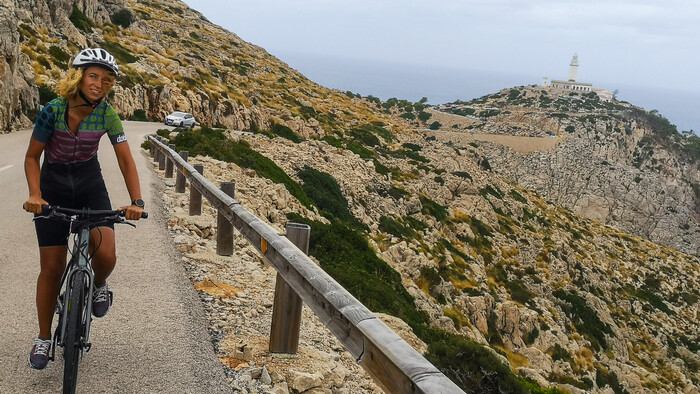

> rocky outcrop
[430,86,700,256]
[1,0,390,138]
[0,2,37,132]
[480,113,700,256]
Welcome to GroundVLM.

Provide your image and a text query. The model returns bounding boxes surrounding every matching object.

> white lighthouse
[551,54,592,92]
[568,53,579,82]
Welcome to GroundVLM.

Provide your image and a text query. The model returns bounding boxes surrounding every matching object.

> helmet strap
[72,89,102,109]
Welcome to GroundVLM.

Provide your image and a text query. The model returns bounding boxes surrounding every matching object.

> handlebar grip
[117,210,148,219]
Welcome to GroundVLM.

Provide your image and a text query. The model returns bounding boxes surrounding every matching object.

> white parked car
[164,111,196,128]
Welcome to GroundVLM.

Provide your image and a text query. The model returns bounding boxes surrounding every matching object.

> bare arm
[113,141,144,220]
[24,137,48,213]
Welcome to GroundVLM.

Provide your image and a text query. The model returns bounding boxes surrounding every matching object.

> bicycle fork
[51,227,95,361]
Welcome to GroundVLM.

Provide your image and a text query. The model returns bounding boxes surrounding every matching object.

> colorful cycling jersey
[32,97,126,164]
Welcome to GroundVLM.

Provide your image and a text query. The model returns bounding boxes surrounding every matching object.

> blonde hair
[55,67,115,99]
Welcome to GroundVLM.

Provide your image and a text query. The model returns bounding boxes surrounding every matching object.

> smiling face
[79,65,115,102]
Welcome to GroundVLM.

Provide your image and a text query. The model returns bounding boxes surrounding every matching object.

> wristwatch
[131,198,145,208]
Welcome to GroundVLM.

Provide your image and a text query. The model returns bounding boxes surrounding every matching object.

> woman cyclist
[23,48,144,370]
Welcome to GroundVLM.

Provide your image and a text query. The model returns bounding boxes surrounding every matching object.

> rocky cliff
[430,86,700,256]
[0,0,395,135]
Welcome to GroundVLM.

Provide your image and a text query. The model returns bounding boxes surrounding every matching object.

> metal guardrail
[148,136,464,394]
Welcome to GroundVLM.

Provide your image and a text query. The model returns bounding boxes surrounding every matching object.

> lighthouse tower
[568,53,579,82]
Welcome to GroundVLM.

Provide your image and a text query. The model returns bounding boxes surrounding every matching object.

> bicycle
[33,205,147,394]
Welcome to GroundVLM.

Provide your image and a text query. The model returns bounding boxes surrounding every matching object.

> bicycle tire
[62,270,86,394]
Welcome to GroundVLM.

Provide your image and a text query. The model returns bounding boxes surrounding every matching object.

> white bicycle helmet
[72,48,119,77]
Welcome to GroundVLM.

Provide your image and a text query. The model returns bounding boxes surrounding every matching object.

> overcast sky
[181,0,699,93]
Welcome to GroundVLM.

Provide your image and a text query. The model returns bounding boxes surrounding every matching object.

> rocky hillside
[0,0,400,135]
[3,0,700,392]
[430,86,700,256]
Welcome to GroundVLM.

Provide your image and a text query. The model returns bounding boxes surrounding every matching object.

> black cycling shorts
[34,156,113,247]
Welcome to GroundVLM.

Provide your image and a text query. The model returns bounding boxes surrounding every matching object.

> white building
[549,54,593,92]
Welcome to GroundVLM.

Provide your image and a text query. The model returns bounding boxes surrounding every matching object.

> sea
[273,51,700,135]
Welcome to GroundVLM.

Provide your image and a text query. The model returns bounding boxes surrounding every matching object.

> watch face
[133,199,145,208]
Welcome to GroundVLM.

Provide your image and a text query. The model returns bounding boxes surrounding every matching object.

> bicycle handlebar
[38,205,148,219]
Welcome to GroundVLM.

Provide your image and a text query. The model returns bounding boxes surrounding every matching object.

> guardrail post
[152,137,160,163]
[216,182,235,256]
[189,164,204,216]
[269,222,310,354]
[165,144,175,178]
[158,148,166,171]
[175,151,188,193]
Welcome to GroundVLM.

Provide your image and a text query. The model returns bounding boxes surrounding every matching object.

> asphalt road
[0,122,232,393]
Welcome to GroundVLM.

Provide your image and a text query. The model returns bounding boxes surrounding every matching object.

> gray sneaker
[28,338,52,370]
[92,283,112,318]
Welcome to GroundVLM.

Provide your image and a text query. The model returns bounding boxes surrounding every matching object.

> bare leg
[90,226,116,286]
[37,246,68,339]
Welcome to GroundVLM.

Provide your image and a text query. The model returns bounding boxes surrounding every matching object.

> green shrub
[624,285,674,315]
[525,327,539,345]
[38,84,57,105]
[452,171,472,181]
[419,195,448,221]
[102,40,138,63]
[378,216,414,238]
[48,46,69,69]
[400,112,415,120]
[554,290,614,351]
[69,6,93,33]
[111,9,133,28]
[130,109,148,121]
[506,279,535,305]
[402,142,422,151]
[270,123,301,143]
[427,332,534,393]
[297,166,365,230]
[388,186,409,200]
[429,121,442,130]
[418,111,432,121]
[548,344,574,364]
[404,216,427,232]
[479,157,492,171]
[171,127,314,208]
[350,127,381,147]
[508,189,528,204]
[373,159,390,175]
[595,364,628,394]
[565,125,575,133]
[321,135,343,148]
[479,185,504,200]
[346,141,374,159]
[37,56,51,69]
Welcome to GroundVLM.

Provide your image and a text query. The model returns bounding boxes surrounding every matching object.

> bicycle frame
[54,225,95,355]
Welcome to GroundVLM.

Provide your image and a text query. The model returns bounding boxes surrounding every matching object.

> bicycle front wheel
[62,270,86,394]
